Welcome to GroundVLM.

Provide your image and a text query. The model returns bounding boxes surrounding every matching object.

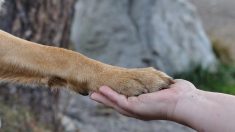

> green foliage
[174,65,235,95]
[0,103,50,132]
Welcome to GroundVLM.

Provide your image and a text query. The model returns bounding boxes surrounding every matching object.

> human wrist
[170,88,208,127]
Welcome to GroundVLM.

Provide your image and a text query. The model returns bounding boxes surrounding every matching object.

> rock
[0,0,3,8]
[0,0,4,14]
[59,91,195,132]
[71,0,217,74]
[59,114,80,132]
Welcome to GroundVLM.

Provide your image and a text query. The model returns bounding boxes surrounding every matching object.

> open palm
[90,79,197,121]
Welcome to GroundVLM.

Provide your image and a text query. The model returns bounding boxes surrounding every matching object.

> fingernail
[90,92,97,100]
[99,86,108,92]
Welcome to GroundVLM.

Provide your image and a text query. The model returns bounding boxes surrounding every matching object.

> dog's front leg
[0,30,107,95]
[0,30,173,96]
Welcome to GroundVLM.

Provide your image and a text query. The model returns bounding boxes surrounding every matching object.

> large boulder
[71,0,217,75]
[0,0,3,8]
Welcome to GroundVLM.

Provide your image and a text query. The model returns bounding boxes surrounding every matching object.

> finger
[90,92,135,117]
[91,92,136,117]
[174,79,184,81]
[90,92,114,106]
[99,86,130,109]
[170,79,195,89]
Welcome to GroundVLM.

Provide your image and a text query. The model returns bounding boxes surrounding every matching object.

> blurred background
[0,0,234,131]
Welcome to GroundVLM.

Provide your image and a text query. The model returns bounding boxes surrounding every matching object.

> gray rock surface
[0,0,3,6]
[59,91,195,132]
[0,0,4,11]
[71,0,217,74]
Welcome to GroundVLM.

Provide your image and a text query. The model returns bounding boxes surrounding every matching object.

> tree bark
[71,0,217,75]
[0,0,75,131]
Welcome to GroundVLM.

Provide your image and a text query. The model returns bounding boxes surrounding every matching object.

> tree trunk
[71,0,217,75]
[0,0,75,131]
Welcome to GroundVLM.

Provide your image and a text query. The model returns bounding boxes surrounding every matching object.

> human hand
[90,79,198,121]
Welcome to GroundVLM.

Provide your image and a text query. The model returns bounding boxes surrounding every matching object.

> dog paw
[90,67,173,97]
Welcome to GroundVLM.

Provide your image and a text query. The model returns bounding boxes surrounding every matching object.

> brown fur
[0,30,173,96]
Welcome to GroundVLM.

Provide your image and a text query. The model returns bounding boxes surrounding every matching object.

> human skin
[90,79,235,132]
